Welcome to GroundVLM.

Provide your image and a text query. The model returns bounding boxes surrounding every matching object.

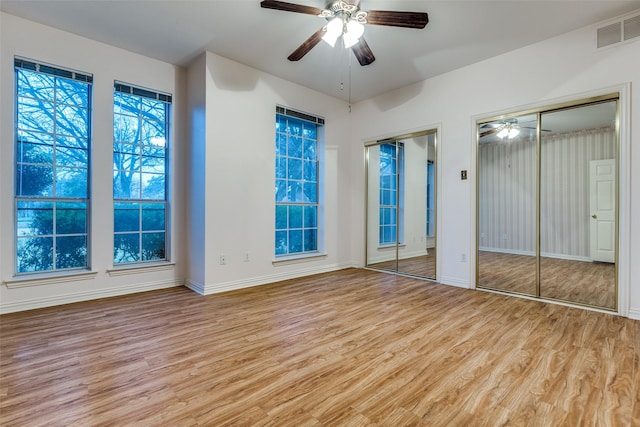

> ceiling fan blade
[351,37,375,66]
[260,0,324,16]
[366,10,429,29]
[480,128,500,138]
[288,27,326,61]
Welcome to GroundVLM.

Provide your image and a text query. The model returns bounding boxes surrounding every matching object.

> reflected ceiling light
[497,124,520,139]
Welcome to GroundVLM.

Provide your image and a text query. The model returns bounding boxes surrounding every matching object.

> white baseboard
[197,262,352,295]
[628,307,640,320]
[439,276,470,289]
[479,247,592,263]
[0,279,184,314]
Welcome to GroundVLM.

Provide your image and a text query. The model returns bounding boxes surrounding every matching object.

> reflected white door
[589,159,615,263]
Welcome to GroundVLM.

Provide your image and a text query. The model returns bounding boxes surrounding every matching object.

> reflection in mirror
[540,101,617,309]
[477,97,618,311]
[477,114,537,296]
[366,131,436,280]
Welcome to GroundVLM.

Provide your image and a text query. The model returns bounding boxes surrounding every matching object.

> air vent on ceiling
[596,12,640,48]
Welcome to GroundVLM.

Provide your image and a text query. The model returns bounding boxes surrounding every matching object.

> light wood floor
[478,251,616,309]
[1,268,638,426]
[368,253,436,279]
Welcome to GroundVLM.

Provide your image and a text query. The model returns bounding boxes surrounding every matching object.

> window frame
[274,106,324,258]
[379,142,405,246]
[112,81,172,266]
[13,57,93,275]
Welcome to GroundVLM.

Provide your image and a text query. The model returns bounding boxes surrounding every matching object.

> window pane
[303,229,317,252]
[114,203,140,232]
[140,156,165,174]
[303,182,317,203]
[114,234,140,263]
[141,98,166,122]
[17,69,54,101]
[56,202,87,234]
[303,160,316,181]
[56,104,88,137]
[114,171,141,199]
[287,159,302,180]
[56,146,88,167]
[275,179,287,202]
[289,205,303,228]
[114,114,140,143]
[56,235,87,269]
[17,237,53,273]
[18,98,54,133]
[141,173,165,199]
[56,79,89,106]
[275,231,287,255]
[276,133,286,155]
[288,135,303,158]
[142,232,165,260]
[275,205,288,230]
[288,230,303,253]
[303,122,317,140]
[17,201,53,236]
[114,93,141,117]
[142,203,165,231]
[275,156,286,179]
[17,136,54,164]
[56,167,87,198]
[16,164,54,197]
[303,206,317,228]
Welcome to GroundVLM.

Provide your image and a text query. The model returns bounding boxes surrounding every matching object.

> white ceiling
[2,0,639,102]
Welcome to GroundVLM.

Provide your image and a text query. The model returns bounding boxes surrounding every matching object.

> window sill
[107,262,175,276]
[272,252,327,266]
[4,270,98,289]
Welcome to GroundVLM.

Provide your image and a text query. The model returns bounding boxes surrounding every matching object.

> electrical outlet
[461,253,467,262]
[244,252,250,262]
[219,254,226,265]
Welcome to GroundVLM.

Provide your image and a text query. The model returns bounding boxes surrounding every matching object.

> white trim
[184,279,205,295]
[272,252,328,265]
[628,308,640,320]
[479,247,593,263]
[439,276,470,289]
[201,262,350,295]
[107,262,176,276]
[0,278,184,314]
[3,270,98,289]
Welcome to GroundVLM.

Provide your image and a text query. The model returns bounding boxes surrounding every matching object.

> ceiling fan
[260,0,429,66]
[479,118,550,139]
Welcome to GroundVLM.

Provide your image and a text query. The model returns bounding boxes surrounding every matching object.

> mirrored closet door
[365,130,437,280]
[477,95,618,310]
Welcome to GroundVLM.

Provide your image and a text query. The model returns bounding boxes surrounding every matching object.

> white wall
[0,13,186,313]
[184,51,354,294]
[351,11,640,318]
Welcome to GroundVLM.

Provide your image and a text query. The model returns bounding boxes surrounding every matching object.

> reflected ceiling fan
[260,0,429,66]
[479,118,550,139]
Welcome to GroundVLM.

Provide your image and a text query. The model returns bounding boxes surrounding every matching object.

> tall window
[274,107,323,256]
[113,83,171,264]
[14,58,92,273]
[379,142,404,245]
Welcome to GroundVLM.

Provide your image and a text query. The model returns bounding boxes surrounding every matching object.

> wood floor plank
[1,268,638,426]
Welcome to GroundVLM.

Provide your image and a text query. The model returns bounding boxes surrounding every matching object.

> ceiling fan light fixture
[497,128,509,139]
[343,19,364,48]
[322,16,342,47]
[508,128,520,138]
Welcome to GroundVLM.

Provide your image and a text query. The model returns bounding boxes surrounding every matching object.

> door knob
[592,214,597,219]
